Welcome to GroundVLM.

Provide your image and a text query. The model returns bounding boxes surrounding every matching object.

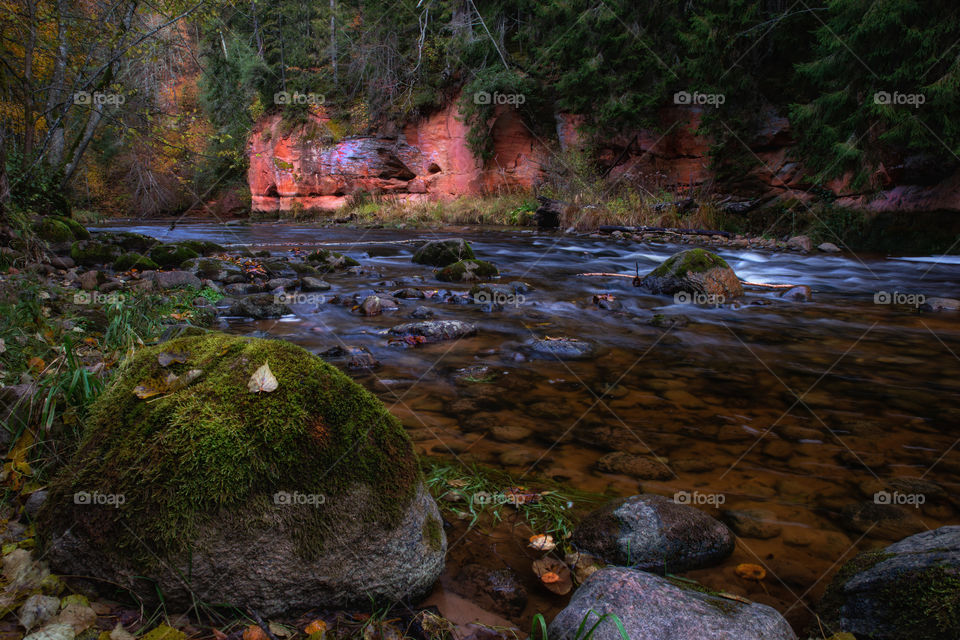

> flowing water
[95,221,960,631]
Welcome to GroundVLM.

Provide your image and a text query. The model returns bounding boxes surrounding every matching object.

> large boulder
[638,249,743,299]
[818,525,960,640]
[412,239,475,267]
[571,494,734,573]
[436,259,499,282]
[548,567,797,640]
[38,333,445,615]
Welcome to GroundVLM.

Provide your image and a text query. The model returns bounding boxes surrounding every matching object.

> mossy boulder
[412,239,475,267]
[817,526,960,640]
[436,259,499,282]
[181,257,244,281]
[38,333,445,615]
[307,249,360,272]
[149,244,201,268]
[113,253,159,271]
[114,232,155,253]
[177,239,226,255]
[70,240,121,266]
[639,249,743,298]
[35,215,89,243]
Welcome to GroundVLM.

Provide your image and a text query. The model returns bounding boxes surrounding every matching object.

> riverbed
[94,220,960,632]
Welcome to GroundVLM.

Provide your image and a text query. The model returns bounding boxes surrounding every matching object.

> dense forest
[1,0,958,218]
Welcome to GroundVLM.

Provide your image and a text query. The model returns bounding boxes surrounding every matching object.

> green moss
[53,216,90,240]
[878,564,960,639]
[274,158,294,171]
[423,515,443,552]
[70,240,121,266]
[40,333,421,565]
[178,240,226,256]
[290,262,320,276]
[436,259,499,282]
[307,249,360,271]
[113,253,159,271]
[36,218,73,242]
[412,239,475,267]
[115,232,155,253]
[648,249,730,278]
[149,244,201,268]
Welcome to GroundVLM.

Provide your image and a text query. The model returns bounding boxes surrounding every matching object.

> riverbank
[2,220,959,640]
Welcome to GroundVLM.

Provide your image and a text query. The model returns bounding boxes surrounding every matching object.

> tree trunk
[330,0,337,86]
[22,0,37,167]
[45,0,70,167]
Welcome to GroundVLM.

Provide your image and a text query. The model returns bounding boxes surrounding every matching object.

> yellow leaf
[248,362,279,394]
[735,563,766,581]
[305,620,327,635]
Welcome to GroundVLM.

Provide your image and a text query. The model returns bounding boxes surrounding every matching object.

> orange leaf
[243,625,269,640]
[735,563,766,581]
[27,357,45,373]
[304,620,327,635]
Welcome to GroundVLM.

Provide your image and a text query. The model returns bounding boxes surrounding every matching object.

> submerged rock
[594,452,671,480]
[818,526,960,640]
[388,320,477,344]
[638,249,743,298]
[436,259,499,282]
[572,494,734,573]
[526,338,596,360]
[412,238,475,267]
[38,333,445,616]
[549,567,797,640]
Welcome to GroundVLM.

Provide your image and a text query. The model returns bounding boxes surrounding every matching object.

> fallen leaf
[55,603,97,634]
[132,377,168,399]
[210,629,228,640]
[242,625,269,640]
[141,624,187,640]
[529,534,556,552]
[248,362,279,393]
[22,623,74,640]
[735,563,766,581]
[109,623,136,640]
[18,594,60,631]
[27,357,46,373]
[268,622,293,637]
[157,351,189,367]
[532,557,572,595]
[304,620,327,636]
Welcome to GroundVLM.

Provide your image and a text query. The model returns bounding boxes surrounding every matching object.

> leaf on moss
[248,362,279,393]
[157,351,190,367]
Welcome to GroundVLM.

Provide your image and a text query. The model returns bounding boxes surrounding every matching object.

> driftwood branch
[597,225,732,238]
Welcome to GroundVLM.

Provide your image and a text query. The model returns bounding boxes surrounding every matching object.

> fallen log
[597,225,732,238]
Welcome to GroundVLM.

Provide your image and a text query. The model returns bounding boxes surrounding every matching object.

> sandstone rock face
[247,100,960,213]
[247,101,548,213]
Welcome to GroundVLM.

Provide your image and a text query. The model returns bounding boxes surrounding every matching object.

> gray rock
[48,256,75,270]
[787,235,813,252]
[920,297,960,312]
[151,270,202,290]
[267,277,297,290]
[572,494,734,573]
[79,270,100,291]
[819,526,960,640]
[23,490,48,519]
[409,306,434,319]
[229,294,286,319]
[47,483,444,617]
[595,452,672,480]
[182,258,244,281]
[526,338,596,360]
[300,277,331,292]
[721,508,782,539]
[224,282,263,296]
[818,242,841,253]
[549,567,797,640]
[780,285,812,302]
[388,320,477,344]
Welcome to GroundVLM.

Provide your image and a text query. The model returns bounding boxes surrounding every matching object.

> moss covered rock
[39,333,445,615]
[35,218,73,242]
[113,253,159,271]
[639,249,743,298]
[70,240,121,266]
[817,526,960,640]
[149,244,201,268]
[436,259,499,282]
[412,239,475,267]
[307,249,360,272]
[181,257,244,281]
[114,232,155,253]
